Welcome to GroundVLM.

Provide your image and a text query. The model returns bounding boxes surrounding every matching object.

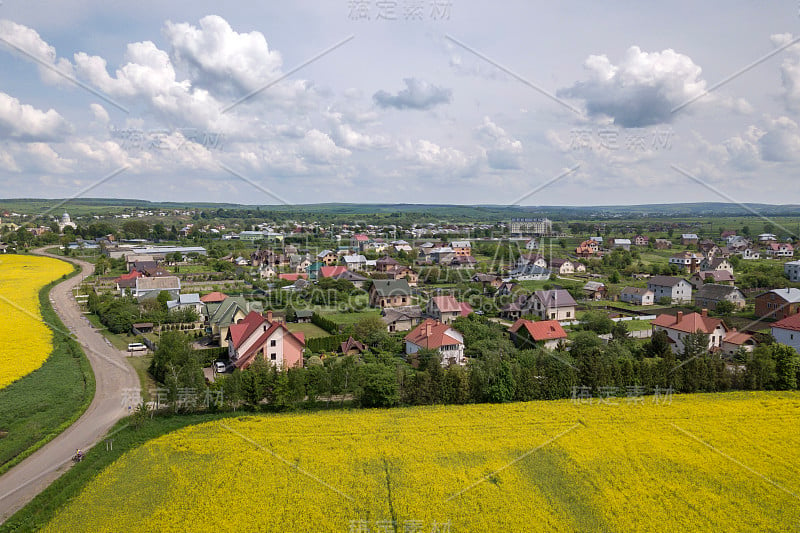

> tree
[581,311,615,334]
[156,290,171,311]
[774,343,799,390]
[357,363,399,407]
[353,316,390,346]
[714,301,735,316]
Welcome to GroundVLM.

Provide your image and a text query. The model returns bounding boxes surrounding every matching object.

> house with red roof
[771,313,800,355]
[319,265,348,278]
[200,291,228,303]
[508,319,567,350]
[426,295,463,324]
[114,270,143,295]
[721,330,756,357]
[226,311,305,370]
[765,242,794,258]
[651,310,731,353]
[278,273,309,282]
[404,318,465,366]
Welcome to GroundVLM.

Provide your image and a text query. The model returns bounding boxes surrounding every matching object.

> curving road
[0,249,139,524]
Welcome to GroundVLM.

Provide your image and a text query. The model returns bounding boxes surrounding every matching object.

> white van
[127,342,147,352]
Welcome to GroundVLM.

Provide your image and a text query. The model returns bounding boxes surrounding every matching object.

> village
[5,210,795,392]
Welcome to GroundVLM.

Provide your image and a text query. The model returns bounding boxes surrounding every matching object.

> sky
[0,1,799,207]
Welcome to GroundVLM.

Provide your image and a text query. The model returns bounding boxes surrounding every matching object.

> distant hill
[1,198,800,219]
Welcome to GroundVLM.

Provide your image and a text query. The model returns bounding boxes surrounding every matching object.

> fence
[131,326,157,351]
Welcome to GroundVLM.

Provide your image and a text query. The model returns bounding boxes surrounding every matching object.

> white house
[771,314,800,355]
[404,319,466,367]
[620,287,654,306]
[785,260,800,282]
[166,293,205,319]
[651,310,729,354]
[647,276,693,304]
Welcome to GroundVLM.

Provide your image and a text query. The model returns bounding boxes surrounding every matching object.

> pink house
[227,311,305,369]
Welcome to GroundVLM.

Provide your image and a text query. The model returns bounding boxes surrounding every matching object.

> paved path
[0,249,139,524]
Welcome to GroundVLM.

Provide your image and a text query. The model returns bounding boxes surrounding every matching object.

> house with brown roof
[700,257,734,274]
[375,256,400,272]
[508,319,567,350]
[689,270,735,289]
[472,273,503,290]
[426,295,463,324]
[404,319,465,366]
[669,251,704,273]
[133,276,181,300]
[340,336,367,355]
[381,305,423,333]
[549,259,576,275]
[654,238,672,250]
[575,239,600,257]
[694,284,746,310]
[531,289,577,320]
[227,311,305,369]
[582,281,607,300]
[386,265,419,287]
[633,235,649,247]
[650,310,729,353]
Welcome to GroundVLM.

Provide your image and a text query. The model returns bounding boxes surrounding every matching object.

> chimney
[701,308,707,317]
[267,310,273,323]
[426,321,432,338]
[676,311,683,322]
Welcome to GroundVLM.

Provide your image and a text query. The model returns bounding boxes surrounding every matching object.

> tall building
[509,217,552,235]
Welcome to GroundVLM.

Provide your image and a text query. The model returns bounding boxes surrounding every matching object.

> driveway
[0,249,140,523]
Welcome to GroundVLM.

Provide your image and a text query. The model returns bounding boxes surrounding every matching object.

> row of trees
[146,315,800,414]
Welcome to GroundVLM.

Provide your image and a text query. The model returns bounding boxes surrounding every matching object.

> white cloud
[163,15,283,95]
[772,33,800,112]
[395,139,478,178]
[558,46,708,127]
[0,19,74,85]
[89,103,110,124]
[759,116,800,162]
[0,91,71,141]
[475,117,523,170]
[301,129,350,164]
[373,78,452,110]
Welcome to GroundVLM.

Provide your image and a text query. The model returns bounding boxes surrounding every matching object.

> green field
[12,391,800,532]
[285,322,330,339]
[0,266,95,476]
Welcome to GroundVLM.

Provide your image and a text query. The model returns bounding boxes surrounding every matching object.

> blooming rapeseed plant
[0,254,72,389]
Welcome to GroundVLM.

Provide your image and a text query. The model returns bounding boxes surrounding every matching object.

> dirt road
[0,249,139,523]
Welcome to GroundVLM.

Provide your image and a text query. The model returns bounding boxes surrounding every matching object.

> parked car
[214,361,227,373]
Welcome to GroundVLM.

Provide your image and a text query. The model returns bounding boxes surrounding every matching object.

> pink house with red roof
[226,311,305,369]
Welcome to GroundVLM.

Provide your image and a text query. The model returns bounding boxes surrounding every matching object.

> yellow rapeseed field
[0,254,73,389]
[45,391,800,532]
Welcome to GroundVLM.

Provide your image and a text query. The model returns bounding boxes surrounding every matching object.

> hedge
[306,334,350,353]
[195,347,228,365]
[311,312,340,334]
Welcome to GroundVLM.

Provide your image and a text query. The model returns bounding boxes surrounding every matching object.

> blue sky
[0,1,799,206]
